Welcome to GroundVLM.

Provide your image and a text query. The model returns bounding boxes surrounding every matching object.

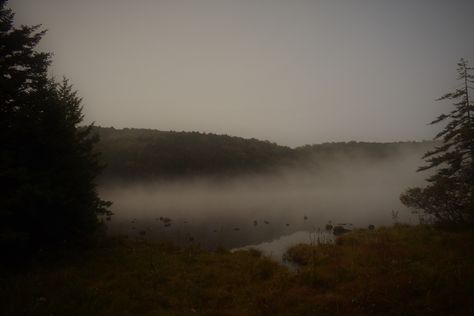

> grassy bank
[1,225,473,315]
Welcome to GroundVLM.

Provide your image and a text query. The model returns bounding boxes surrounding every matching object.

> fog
[101,147,427,250]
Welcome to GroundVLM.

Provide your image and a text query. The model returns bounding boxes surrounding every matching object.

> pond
[232,230,335,266]
[101,155,423,252]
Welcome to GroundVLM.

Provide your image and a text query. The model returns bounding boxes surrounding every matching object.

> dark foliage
[94,126,433,181]
[95,127,296,180]
[401,59,474,225]
[0,0,110,253]
[294,140,433,165]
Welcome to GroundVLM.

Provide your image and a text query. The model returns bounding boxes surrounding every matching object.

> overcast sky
[10,0,474,146]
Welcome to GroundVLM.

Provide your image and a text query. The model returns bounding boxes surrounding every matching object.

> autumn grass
[1,225,473,315]
[285,224,474,315]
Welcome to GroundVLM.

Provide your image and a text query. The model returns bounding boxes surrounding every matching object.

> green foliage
[401,59,474,225]
[0,0,110,251]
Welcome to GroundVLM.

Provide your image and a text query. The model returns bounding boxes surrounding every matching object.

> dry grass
[286,224,474,315]
[1,225,473,315]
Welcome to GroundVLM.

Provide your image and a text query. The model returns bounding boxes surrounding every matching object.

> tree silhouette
[401,59,474,225]
[0,0,110,252]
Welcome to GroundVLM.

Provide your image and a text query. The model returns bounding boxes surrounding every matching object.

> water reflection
[101,155,423,250]
[232,230,335,266]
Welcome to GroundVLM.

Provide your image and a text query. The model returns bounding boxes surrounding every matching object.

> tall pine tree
[0,0,110,252]
[401,59,474,225]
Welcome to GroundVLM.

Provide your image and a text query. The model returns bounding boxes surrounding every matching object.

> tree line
[0,0,110,256]
[94,126,434,181]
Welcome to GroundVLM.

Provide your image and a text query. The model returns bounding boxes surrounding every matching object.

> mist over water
[101,148,427,250]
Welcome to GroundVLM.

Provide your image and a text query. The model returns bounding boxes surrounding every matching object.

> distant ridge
[93,126,435,181]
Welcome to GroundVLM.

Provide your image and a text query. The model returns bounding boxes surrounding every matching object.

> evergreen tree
[0,0,110,251]
[401,59,474,225]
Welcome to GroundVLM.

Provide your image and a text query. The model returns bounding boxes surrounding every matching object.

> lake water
[233,230,335,266]
[101,155,424,254]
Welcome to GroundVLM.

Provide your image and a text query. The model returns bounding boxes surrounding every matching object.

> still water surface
[102,158,422,254]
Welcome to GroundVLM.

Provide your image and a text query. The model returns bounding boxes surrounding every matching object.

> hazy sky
[10,0,474,146]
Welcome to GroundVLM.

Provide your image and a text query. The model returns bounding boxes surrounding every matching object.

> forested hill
[93,127,434,181]
[94,127,295,180]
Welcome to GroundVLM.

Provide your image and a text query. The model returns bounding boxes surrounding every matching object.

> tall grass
[1,225,473,315]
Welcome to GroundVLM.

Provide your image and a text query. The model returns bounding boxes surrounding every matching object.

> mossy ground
[1,225,473,315]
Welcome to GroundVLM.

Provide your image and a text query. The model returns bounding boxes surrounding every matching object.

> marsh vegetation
[2,226,473,315]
